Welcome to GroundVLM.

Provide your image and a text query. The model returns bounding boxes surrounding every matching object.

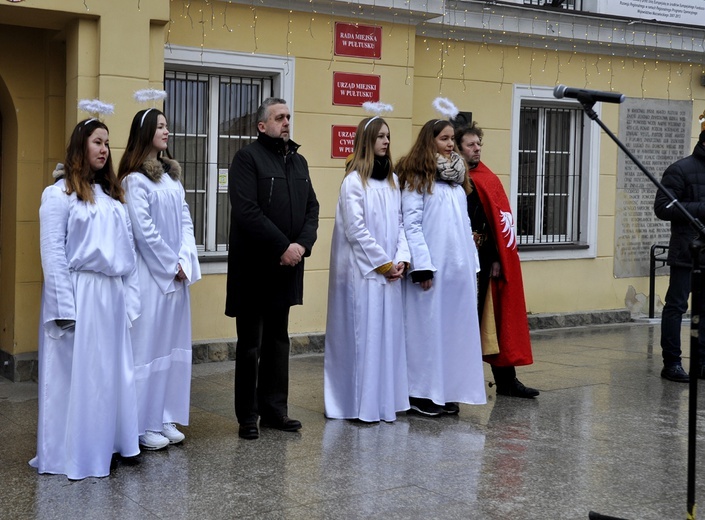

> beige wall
[166,2,420,338]
[2,0,704,357]
[0,25,65,357]
[0,1,169,358]
[412,37,703,314]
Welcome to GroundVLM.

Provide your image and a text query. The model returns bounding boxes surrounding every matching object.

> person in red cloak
[455,122,538,398]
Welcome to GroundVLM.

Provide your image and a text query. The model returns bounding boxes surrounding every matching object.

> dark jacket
[654,142,705,267]
[225,132,319,316]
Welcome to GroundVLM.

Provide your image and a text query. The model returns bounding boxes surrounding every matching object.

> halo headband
[77,99,115,121]
[364,116,380,130]
[134,89,167,103]
[140,108,154,127]
[362,101,393,130]
[432,97,459,120]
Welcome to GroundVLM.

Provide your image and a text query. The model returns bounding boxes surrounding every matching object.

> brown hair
[396,119,471,195]
[118,109,173,182]
[454,121,484,146]
[63,119,123,203]
[345,117,394,187]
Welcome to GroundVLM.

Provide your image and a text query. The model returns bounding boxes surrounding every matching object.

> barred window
[164,70,273,254]
[517,104,586,248]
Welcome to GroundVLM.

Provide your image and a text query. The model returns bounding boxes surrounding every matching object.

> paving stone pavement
[1,322,702,519]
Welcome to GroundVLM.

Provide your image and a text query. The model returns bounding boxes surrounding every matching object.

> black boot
[491,366,539,398]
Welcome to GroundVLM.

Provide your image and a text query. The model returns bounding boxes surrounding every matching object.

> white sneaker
[139,430,169,450]
[161,423,185,444]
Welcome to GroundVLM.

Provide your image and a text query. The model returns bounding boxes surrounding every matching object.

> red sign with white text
[334,22,382,59]
[331,125,357,159]
[332,72,380,107]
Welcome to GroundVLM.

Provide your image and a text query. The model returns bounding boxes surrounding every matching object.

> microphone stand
[575,93,705,520]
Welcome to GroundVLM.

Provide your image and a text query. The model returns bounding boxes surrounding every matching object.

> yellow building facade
[1,0,703,380]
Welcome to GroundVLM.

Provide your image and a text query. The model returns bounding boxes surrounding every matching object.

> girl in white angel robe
[324,116,410,423]
[397,119,486,415]
[31,119,141,479]
[118,109,201,446]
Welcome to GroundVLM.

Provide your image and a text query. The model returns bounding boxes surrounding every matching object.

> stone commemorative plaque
[614,98,692,278]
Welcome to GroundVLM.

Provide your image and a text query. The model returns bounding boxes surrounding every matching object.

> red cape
[471,162,533,367]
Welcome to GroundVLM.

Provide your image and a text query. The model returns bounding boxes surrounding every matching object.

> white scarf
[436,151,466,184]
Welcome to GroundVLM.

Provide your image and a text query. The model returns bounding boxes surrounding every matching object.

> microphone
[553,84,625,104]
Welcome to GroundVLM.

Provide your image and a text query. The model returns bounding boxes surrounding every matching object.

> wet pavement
[1,322,703,519]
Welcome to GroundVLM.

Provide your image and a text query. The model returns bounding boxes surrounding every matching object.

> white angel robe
[122,171,201,433]
[402,181,486,406]
[324,173,411,422]
[31,180,141,480]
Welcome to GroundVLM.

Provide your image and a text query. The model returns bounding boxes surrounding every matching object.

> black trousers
[234,307,291,426]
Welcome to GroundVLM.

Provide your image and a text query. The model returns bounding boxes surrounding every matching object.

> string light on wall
[183,1,193,29]
[286,9,293,64]
[223,0,232,32]
[160,0,705,100]
[461,42,468,92]
[307,0,316,38]
[327,0,334,70]
[641,60,647,98]
[198,5,206,54]
[609,56,614,89]
[499,47,505,92]
[251,5,259,53]
[405,14,412,85]
[667,61,671,101]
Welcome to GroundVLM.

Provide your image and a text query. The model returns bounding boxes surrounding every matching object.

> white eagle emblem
[499,209,517,250]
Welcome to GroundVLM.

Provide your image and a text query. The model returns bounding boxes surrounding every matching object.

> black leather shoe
[238,423,259,440]
[661,365,689,383]
[496,378,540,398]
[260,416,302,432]
[442,402,460,415]
[408,397,443,417]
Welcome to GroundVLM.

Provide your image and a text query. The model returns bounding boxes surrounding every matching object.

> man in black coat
[226,97,319,439]
[654,119,705,383]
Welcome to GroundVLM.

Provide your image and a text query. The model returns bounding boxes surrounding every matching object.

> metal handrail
[649,244,669,319]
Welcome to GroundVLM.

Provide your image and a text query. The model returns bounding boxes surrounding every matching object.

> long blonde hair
[345,117,394,187]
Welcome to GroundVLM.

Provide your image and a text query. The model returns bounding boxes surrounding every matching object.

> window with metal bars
[517,104,585,247]
[164,70,274,254]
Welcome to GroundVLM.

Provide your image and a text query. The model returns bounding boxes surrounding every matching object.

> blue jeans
[660,265,705,367]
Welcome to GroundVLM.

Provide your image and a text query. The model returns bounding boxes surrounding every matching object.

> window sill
[197,253,228,275]
[518,242,590,252]
[517,242,595,262]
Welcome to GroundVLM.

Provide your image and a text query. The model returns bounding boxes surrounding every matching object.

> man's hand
[280,243,306,266]
[490,261,501,278]
[420,279,433,291]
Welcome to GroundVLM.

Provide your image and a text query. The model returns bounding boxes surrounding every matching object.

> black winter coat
[225,133,319,316]
[654,142,705,267]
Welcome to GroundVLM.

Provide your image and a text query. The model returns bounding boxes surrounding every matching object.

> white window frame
[164,45,295,273]
[510,84,600,261]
